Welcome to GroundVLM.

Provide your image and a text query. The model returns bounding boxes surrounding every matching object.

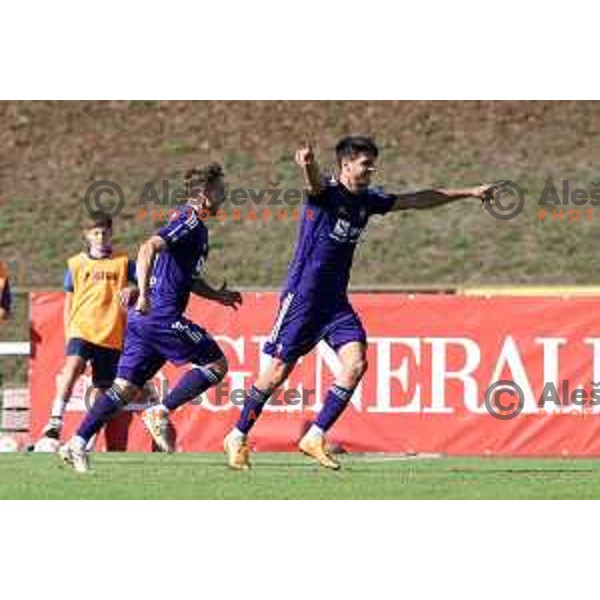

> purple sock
[77,388,125,443]
[235,386,270,434]
[163,367,221,411]
[315,384,354,432]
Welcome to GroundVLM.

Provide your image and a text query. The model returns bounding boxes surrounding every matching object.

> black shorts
[66,338,121,386]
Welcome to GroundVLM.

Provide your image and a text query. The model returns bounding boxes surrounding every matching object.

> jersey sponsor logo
[330,217,351,241]
[83,270,119,283]
[330,218,365,243]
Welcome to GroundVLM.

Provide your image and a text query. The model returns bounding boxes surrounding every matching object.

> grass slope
[2,100,600,290]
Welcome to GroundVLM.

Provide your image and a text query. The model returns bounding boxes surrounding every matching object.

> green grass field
[2,453,600,499]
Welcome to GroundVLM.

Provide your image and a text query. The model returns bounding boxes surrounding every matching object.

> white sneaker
[58,438,91,474]
[142,405,174,452]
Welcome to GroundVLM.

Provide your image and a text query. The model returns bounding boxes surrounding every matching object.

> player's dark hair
[84,211,113,230]
[184,162,224,198]
[335,136,379,166]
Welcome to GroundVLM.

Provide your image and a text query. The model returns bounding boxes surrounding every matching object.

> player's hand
[135,294,151,315]
[118,287,139,309]
[217,282,243,310]
[473,183,500,207]
[295,142,315,167]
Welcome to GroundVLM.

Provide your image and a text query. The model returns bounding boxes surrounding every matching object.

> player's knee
[111,378,137,404]
[269,358,291,386]
[200,357,228,382]
[254,358,289,392]
[347,357,368,384]
[63,358,84,380]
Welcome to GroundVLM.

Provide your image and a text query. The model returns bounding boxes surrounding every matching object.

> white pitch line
[350,453,446,462]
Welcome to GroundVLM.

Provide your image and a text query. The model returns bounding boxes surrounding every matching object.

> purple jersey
[282,180,395,301]
[147,208,208,320]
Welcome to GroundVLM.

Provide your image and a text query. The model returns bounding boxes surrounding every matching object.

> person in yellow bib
[0,260,11,321]
[41,212,137,440]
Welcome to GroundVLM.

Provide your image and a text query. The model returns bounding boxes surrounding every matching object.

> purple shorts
[117,313,224,387]
[263,292,367,363]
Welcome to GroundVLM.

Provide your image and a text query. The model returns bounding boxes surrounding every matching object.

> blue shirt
[146,208,209,320]
[282,180,395,302]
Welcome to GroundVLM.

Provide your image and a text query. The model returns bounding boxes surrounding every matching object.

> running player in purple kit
[224,136,497,470]
[60,163,242,473]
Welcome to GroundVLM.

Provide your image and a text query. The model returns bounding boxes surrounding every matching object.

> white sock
[47,416,62,429]
[306,424,324,440]
[50,396,67,419]
[72,436,87,451]
[230,427,247,441]
[85,434,97,452]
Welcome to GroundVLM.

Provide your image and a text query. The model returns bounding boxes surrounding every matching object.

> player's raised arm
[295,142,322,196]
[389,183,498,211]
[191,278,243,310]
[135,235,167,314]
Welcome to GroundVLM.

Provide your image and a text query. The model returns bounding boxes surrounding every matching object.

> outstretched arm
[295,142,322,195]
[389,184,497,211]
[191,278,243,310]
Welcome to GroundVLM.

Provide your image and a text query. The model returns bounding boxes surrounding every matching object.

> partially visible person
[60,164,242,473]
[0,260,11,321]
[39,211,137,441]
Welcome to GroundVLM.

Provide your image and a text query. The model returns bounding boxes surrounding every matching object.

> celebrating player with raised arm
[225,136,496,470]
[60,163,242,473]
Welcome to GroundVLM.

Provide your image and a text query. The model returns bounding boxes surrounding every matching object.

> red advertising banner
[29,292,600,455]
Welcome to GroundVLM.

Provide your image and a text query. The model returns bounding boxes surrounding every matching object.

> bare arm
[295,142,322,195]
[191,277,243,310]
[63,293,72,331]
[118,259,139,309]
[390,184,496,212]
[134,235,167,314]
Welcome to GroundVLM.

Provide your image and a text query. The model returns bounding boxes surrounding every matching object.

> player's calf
[337,356,368,390]
[162,361,227,412]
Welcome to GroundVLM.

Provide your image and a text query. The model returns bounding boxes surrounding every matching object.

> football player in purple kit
[60,163,242,473]
[225,136,497,470]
